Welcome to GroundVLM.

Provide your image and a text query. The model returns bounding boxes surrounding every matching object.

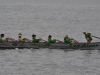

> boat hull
[0,42,39,49]
[49,43,99,50]
[0,42,100,50]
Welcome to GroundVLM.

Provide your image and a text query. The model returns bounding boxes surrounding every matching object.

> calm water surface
[0,49,100,75]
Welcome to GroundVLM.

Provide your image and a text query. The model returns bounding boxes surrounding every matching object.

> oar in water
[92,36,100,39]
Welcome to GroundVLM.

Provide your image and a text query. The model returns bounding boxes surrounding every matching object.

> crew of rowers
[0,32,93,44]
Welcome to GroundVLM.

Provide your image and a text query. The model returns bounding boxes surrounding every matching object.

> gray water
[0,49,100,75]
[0,0,100,75]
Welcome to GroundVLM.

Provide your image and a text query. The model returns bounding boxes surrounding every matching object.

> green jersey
[0,37,2,41]
[85,33,92,40]
[64,38,72,45]
[32,38,39,43]
[48,39,56,43]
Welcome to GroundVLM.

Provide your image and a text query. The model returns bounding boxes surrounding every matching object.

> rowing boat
[0,41,100,50]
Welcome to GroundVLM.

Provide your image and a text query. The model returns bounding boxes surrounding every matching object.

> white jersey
[2,37,5,41]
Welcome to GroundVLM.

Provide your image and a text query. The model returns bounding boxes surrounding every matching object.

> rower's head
[83,32,86,34]
[18,33,22,38]
[1,34,4,38]
[48,35,52,39]
[64,35,68,38]
[32,34,36,38]
[18,36,21,38]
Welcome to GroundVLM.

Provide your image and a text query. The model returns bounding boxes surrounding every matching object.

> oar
[56,39,63,43]
[92,36,100,39]
[74,40,79,43]
[69,37,79,43]
[40,39,47,42]
[42,39,48,42]
[70,38,78,43]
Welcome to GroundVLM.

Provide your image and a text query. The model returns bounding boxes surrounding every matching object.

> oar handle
[41,39,48,43]
[56,40,63,43]
[43,40,47,42]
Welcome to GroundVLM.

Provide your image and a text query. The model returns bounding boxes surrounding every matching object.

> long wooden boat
[0,41,100,50]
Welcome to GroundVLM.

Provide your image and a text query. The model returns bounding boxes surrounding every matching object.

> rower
[18,33,25,42]
[83,32,92,43]
[48,35,56,43]
[64,35,72,45]
[0,34,14,42]
[32,34,42,43]
[0,34,5,41]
